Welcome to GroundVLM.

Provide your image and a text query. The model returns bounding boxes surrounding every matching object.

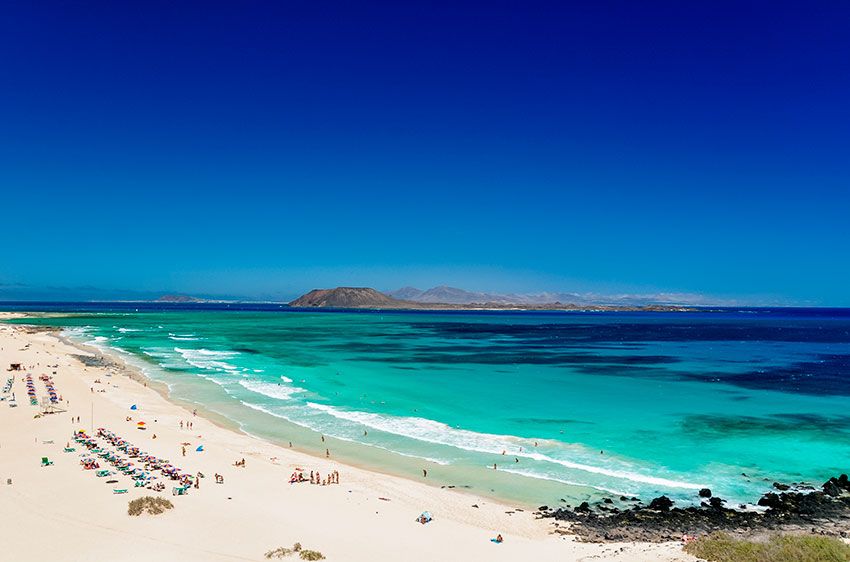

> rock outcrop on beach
[537,474,850,543]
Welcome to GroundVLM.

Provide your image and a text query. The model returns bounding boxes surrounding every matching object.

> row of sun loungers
[25,374,37,406]
[39,374,60,404]
[73,429,192,494]
[1,377,14,407]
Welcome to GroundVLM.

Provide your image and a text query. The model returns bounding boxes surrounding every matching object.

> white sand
[0,317,694,561]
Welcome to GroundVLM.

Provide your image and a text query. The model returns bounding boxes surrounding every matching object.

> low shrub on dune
[684,532,850,562]
[265,542,324,560]
[127,496,174,516]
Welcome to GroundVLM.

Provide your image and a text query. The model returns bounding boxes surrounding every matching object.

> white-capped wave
[116,327,141,333]
[305,403,705,490]
[240,401,284,418]
[169,336,199,341]
[236,401,451,465]
[499,467,633,497]
[239,379,301,400]
[174,347,240,372]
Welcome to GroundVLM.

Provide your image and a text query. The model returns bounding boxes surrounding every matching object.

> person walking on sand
[423,469,427,478]
[326,448,329,458]
[182,446,186,457]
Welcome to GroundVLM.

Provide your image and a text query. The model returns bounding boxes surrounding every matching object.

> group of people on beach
[289,469,339,486]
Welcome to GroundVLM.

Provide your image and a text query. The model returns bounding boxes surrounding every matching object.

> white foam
[236,401,450,466]
[173,347,240,372]
[240,401,285,418]
[305,403,705,490]
[117,327,141,333]
[499,467,633,496]
[239,379,302,400]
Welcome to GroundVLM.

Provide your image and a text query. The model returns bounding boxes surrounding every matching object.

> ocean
[5,303,850,508]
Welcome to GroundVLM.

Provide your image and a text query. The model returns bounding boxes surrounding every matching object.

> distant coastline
[288,287,699,312]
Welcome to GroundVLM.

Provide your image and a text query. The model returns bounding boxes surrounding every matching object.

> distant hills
[387,285,584,305]
[387,285,715,307]
[289,287,695,312]
[155,294,209,303]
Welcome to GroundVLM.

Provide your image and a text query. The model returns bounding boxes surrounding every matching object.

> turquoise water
[9,307,850,506]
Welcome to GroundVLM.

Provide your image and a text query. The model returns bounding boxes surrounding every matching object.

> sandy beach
[0,314,693,561]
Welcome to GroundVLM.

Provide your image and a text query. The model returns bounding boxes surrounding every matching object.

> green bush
[127,496,174,516]
[299,550,324,561]
[684,532,850,562]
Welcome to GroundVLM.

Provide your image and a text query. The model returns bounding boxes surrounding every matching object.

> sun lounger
[172,485,189,496]
[64,447,76,453]
[113,488,128,494]
[41,457,54,467]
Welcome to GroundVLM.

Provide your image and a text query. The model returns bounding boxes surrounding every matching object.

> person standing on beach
[423,469,427,478]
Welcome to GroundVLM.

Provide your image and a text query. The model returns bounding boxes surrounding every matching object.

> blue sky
[1,2,848,304]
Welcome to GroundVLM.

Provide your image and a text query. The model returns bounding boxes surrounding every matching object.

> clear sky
[1,2,848,304]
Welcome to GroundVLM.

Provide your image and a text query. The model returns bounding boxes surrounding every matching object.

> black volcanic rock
[699,488,712,498]
[648,496,674,512]
[823,480,843,497]
[539,473,850,543]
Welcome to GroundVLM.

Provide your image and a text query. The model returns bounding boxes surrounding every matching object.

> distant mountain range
[289,287,696,312]
[386,285,711,306]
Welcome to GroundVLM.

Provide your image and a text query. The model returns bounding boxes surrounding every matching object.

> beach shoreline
[11,310,647,511]
[0,312,693,561]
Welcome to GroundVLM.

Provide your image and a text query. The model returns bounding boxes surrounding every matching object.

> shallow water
[7,305,850,506]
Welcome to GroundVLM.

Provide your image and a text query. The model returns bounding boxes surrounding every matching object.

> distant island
[155,294,210,303]
[289,287,696,312]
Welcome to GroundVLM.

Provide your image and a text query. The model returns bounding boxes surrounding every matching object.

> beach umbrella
[196,445,204,452]
[130,405,137,410]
